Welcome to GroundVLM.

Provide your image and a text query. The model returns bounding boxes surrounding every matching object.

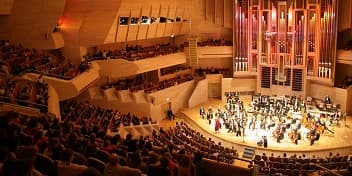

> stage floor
[181,98,352,154]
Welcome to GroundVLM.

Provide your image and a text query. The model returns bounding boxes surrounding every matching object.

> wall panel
[147,23,157,38]
[215,0,224,25]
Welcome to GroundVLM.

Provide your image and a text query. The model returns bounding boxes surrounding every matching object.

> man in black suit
[325,95,331,104]
[200,107,205,119]
[167,109,175,120]
[263,136,268,148]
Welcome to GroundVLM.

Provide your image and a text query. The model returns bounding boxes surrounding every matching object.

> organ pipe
[233,0,338,83]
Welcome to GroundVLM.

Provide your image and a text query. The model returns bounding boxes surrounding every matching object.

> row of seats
[195,67,230,76]
[102,73,194,94]
[0,110,251,176]
[0,77,48,112]
[0,40,81,80]
[152,122,239,165]
[253,153,352,176]
[60,100,156,137]
[183,38,233,47]
[85,43,180,62]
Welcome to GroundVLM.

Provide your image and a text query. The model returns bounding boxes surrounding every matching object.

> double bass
[272,125,284,142]
[288,129,300,145]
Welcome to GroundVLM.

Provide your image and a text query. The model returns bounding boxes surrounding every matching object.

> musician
[308,126,320,146]
[200,107,205,119]
[227,118,235,133]
[325,95,331,104]
[215,116,221,133]
[288,129,300,145]
[273,124,285,143]
[207,106,213,124]
[263,136,268,148]
[236,119,242,137]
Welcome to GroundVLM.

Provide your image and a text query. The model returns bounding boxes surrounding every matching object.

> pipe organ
[233,0,338,94]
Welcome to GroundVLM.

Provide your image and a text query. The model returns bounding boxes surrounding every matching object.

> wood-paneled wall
[103,0,190,44]
[0,0,65,49]
[338,0,352,32]
[91,52,187,83]
[221,77,257,101]
[189,0,233,40]
[0,0,14,15]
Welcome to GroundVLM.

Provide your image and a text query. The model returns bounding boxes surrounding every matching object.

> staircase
[188,37,198,67]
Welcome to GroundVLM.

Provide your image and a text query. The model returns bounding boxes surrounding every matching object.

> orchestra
[200,92,343,147]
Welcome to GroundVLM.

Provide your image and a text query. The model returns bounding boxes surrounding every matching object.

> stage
[181,98,352,157]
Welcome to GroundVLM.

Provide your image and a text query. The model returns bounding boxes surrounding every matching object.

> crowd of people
[252,152,351,175]
[0,108,242,176]
[109,112,157,133]
[85,43,180,62]
[160,66,191,76]
[199,92,343,147]
[0,40,82,80]
[0,76,48,112]
[195,67,230,77]
[102,73,194,94]
[152,122,239,165]
[183,38,233,47]
[60,100,156,135]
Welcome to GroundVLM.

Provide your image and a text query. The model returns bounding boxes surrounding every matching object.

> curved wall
[0,0,66,49]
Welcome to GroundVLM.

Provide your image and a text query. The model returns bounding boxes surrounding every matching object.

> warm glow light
[58,17,64,26]
[272,8,276,20]
[271,6,276,27]
[288,9,292,26]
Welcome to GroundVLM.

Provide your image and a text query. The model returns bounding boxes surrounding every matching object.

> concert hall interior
[1,0,352,176]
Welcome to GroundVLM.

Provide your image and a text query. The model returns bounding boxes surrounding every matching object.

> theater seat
[88,157,105,174]
[34,153,57,176]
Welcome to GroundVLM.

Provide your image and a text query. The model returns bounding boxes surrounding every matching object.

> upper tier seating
[0,77,48,112]
[85,43,180,61]
[0,40,83,80]
[183,38,233,47]
[102,73,194,94]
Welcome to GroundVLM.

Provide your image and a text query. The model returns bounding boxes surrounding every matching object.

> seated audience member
[17,146,43,176]
[57,149,88,176]
[193,152,205,176]
[128,151,148,174]
[178,153,193,176]
[104,153,142,176]
[147,156,170,176]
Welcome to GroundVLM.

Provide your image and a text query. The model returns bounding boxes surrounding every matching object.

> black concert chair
[34,153,57,176]
[73,152,88,165]
[88,157,105,174]
[93,149,110,163]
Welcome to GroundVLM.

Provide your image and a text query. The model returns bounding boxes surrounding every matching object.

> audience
[87,43,180,61]
[104,153,142,176]
[183,38,232,47]
[102,73,194,94]
[0,107,350,176]
[0,77,48,112]
[57,149,88,176]
[0,40,83,80]
[195,67,230,77]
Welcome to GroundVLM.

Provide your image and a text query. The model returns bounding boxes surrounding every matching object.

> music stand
[242,125,245,143]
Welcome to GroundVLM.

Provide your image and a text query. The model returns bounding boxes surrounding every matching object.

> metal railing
[25,69,77,80]
[0,95,48,112]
